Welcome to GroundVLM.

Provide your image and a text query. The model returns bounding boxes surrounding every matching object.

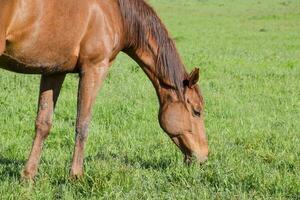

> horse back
[4,0,88,68]
[1,0,124,74]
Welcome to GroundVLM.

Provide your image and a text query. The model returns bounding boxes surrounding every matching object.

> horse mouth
[184,153,208,165]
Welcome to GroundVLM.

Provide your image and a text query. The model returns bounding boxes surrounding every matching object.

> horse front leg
[22,74,66,179]
[70,61,110,178]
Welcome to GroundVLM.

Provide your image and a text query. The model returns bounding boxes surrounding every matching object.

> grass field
[0,0,299,199]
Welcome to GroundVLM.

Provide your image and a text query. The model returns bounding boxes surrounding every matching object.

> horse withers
[0,0,208,179]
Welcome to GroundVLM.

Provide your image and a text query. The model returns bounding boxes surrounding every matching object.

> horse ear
[185,68,200,88]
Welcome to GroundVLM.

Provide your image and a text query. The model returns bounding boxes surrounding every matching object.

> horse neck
[125,46,181,106]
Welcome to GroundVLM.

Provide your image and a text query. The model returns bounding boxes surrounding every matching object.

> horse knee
[35,118,52,138]
[76,121,89,142]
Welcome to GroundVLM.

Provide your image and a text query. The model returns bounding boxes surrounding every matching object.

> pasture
[0,0,299,199]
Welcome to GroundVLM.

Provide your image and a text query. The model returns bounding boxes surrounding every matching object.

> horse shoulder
[78,2,124,64]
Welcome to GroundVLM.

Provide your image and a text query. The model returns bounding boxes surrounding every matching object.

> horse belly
[2,39,80,74]
[0,51,79,74]
[0,53,79,74]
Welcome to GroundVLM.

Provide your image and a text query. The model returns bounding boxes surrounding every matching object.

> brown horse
[0,0,208,179]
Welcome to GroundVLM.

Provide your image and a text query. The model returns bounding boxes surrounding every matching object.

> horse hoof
[70,170,84,180]
[21,169,36,181]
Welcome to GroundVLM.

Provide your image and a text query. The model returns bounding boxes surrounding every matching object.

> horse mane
[118,0,187,99]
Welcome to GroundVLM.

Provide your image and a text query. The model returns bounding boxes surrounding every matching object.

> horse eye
[193,109,201,117]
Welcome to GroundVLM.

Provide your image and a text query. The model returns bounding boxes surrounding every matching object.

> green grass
[0,0,299,199]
